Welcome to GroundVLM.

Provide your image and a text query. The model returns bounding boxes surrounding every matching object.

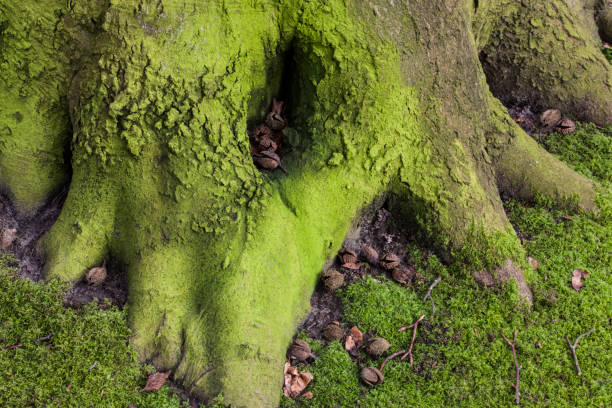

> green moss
[540,123,612,186]
[0,255,188,408]
[603,48,612,64]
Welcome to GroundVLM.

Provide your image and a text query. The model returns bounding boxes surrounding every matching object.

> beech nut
[540,109,562,128]
[323,269,344,292]
[322,324,344,341]
[85,262,107,286]
[366,337,391,357]
[392,265,414,285]
[339,248,357,265]
[556,117,576,135]
[1,227,17,250]
[380,253,401,270]
[361,246,379,265]
[360,366,384,386]
[288,339,316,362]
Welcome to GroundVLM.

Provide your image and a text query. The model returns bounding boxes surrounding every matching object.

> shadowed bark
[0,0,609,406]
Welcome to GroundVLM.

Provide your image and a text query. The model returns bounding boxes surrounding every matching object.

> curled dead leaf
[283,362,313,399]
[140,371,171,392]
[302,391,314,399]
[361,246,379,265]
[344,335,356,351]
[349,326,363,346]
[571,269,588,291]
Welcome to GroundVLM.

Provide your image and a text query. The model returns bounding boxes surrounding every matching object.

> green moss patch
[540,123,612,186]
[0,255,188,408]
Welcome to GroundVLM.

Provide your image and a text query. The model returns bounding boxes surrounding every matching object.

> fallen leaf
[349,326,363,346]
[344,335,356,351]
[140,371,171,392]
[302,391,314,399]
[283,362,313,398]
[528,257,539,270]
[571,269,588,291]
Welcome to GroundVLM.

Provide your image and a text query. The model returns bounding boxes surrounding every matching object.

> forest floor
[281,121,612,407]
[0,121,609,408]
[0,52,611,406]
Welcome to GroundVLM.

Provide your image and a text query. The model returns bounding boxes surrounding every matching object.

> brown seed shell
[339,248,357,264]
[366,337,391,356]
[360,366,384,386]
[540,109,562,127]
[288,339,315,362]
[1,228,17,250]
[380,253,401,270]
[85,263,107,286]
[391,265,414,285]
[323,269,344,292]
[556,117,576,135]
[361,246,379,265]
[322,324,344,341]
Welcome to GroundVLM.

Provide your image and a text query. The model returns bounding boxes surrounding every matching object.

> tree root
[398,315,425,366]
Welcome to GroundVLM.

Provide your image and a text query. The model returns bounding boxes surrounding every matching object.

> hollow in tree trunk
[0,0,610,406]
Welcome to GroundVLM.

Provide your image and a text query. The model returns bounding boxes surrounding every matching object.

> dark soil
[0,189,127,308]
[299,201,413,340]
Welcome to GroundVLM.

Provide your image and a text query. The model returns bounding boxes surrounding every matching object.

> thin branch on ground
[398,314,425,366]
[379,350,406,371]
[500,330,522,405]
[423,275,441,314]
[565,328,594,376]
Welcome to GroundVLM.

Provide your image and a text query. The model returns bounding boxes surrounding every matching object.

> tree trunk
[0,0,609,406]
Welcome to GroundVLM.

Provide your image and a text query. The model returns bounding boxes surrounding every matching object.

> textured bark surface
[0,0,609,406]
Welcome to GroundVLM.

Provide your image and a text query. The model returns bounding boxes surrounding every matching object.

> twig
[423,275,441,314]
[379,350,406,371]
[36,334,52,342]
[398,315,425,366]
[500,330,521,405]
[565,328,594,376]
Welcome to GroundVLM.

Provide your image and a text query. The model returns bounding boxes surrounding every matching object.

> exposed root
[423,275,441,314]
[379,350,406,372]
[398,315,425,366]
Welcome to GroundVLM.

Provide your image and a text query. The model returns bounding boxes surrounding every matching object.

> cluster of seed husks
[321,246,422,292]
[248,98,288,173]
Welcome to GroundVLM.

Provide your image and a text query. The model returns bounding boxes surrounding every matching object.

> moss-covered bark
[0,0,608,406]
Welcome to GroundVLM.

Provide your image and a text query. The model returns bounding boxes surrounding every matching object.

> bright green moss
[0,255,188,408]
[540,123,612,186]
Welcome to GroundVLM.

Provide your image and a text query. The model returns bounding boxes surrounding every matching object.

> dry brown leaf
[344,335,356,351]
[571,269,588,291]
[528,257,539,270]
[283,362,313,398]
[349,326,363,346]
[140,371,171,392]
[302,391,314,399]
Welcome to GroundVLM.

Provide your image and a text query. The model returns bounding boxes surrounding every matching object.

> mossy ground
[281,124,612,407]
[1,122,610,408]
[0,254,193,408]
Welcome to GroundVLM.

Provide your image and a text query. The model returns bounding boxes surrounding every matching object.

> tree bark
[0,0,609,406]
